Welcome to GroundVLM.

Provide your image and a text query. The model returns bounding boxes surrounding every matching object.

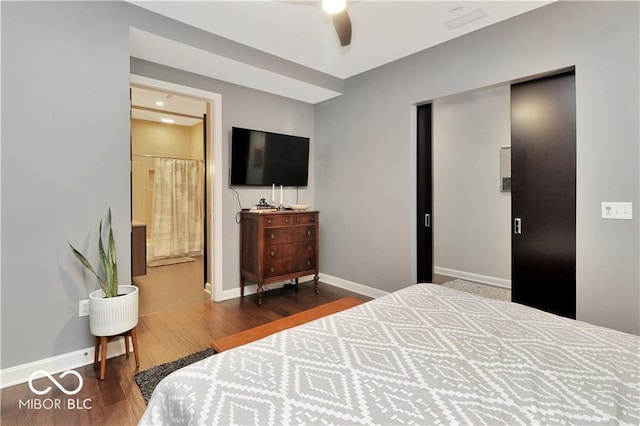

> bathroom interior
[130,86,209,315]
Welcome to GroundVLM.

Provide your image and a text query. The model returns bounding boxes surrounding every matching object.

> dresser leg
[240,276,245,298]
[314,274,320,294]
[257,283,263,305]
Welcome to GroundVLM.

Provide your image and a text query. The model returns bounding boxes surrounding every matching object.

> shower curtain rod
[132,153,203,162]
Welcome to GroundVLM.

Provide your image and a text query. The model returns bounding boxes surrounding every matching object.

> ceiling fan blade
[332,9,352,47]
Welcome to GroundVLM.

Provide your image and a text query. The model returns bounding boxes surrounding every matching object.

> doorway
[428,85,512,289]
[130,86,208,315]
[130,74,224,306]
[421,72,576,318]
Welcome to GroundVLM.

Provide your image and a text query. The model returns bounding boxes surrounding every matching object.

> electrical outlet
[79,300,89,317]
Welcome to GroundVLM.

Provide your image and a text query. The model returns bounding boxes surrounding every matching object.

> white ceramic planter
[89,285,139,336]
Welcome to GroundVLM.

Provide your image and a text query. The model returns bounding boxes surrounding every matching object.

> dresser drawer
[263,215,293,227]
[290,214,319,225]
[264,242,317,278]
[264,225,317,245]
[262,213,318,227]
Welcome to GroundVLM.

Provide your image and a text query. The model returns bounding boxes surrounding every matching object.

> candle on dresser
[272,184,275,206]
[280,185,283,207]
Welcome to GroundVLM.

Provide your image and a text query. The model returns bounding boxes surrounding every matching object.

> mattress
[139,284,639,425]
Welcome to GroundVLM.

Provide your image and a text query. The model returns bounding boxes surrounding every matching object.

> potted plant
[69,208,138,336]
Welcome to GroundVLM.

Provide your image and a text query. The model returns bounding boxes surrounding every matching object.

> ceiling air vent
[444,8,488,30]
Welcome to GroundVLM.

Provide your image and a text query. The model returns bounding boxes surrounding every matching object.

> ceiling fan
[322,0,352,46]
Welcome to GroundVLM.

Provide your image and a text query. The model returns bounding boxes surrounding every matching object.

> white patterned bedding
[139,284,639,425]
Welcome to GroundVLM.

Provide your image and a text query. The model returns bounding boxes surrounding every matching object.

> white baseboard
[434,267,511,289]
[0,338,128,389]
[219,274,388,301]
[220,283,256,301]
[219,275,316,301]
[319,273,389,299]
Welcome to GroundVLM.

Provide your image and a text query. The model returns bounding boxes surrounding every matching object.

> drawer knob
[267,219,272,224]
[307,229,312,236]
[307,246,312,251]
[285,219,289,223]
[270,250,275,257]
[310,217,315,222]
[307,260,312,266]
[295,217,300,222]
[270,233,275,239]
[270,267,275,273]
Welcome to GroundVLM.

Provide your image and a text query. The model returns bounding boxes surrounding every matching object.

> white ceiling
[129,0,552,103]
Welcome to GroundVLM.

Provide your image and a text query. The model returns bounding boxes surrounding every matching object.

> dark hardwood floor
[0,282,370,426]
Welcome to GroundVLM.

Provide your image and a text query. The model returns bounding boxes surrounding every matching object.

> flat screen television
[230,127,310,187]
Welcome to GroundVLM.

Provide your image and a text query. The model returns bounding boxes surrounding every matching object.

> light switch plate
[601,202,632,220]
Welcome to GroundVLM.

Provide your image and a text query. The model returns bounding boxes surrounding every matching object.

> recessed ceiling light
[322,0,346,15]
[161,118,175,124]
[155,101,164,106]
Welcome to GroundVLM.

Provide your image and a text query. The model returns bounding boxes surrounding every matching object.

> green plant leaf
[97,218,112,296]
[69,207,119,297]
[68,242,106,290]
[108,208,118,297]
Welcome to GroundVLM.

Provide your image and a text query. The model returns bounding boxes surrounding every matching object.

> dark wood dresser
[240,210,319,305]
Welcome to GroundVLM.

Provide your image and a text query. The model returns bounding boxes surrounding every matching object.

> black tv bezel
[229,127,310,187]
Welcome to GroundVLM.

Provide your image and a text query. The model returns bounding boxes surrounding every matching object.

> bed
[139,284,639,425]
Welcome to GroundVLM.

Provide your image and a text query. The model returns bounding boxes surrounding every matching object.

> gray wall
[433,86,511,283]
[315,1,639,334]
[1,1,132,369]
[1,1,312,369]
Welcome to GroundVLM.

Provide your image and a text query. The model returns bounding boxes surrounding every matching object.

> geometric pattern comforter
[139,284,640,425]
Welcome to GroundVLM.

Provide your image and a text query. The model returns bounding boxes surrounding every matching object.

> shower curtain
[151,158,204,260]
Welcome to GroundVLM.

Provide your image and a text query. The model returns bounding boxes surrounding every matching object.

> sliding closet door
[511,71,576,319]
[417,104,433,282]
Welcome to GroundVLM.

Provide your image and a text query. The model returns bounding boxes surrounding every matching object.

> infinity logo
[28,370,83,396]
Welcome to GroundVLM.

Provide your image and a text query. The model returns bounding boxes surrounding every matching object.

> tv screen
[230,127,310,187]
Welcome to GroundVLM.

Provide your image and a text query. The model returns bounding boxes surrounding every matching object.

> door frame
[130,74,224,302]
